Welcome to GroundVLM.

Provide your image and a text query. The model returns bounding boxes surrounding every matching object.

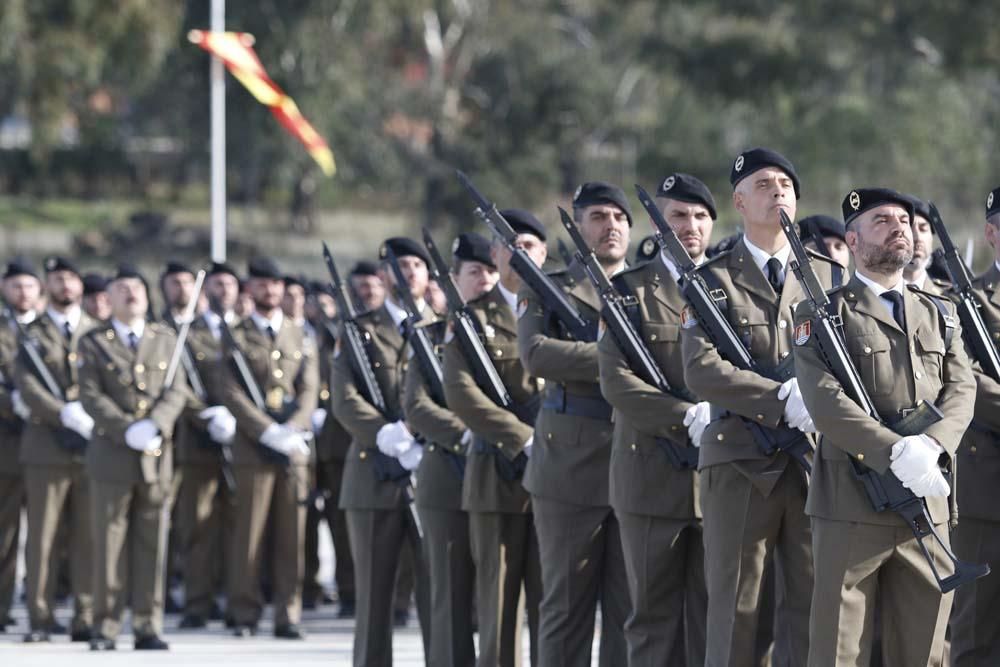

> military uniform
[599,256,707,666]
[680,236,841,666]
[793,271,975,665]
[950,262,1000,665]
[518,258,629,666]
[219,313,318,633]
[333,301,431,667]
[443,283,543,667]
[79,319,189,644]
[404,319,476,667]
[16,308,96,637]
[0,310,28,630]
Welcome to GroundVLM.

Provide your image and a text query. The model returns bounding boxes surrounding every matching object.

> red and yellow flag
[189,29,335,176]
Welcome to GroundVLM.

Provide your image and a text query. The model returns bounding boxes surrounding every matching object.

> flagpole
[210,0,226,262]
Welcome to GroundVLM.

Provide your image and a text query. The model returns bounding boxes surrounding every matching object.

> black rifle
[801,217,831,258]
[14,320,87,451]
[558,207,698,469]
[422,227,513,411]
[557,239,574,267]
[383,246,445,404]
[780,209,989,593]
[927,203,1000,382]
[635,184,813,473]
[457,170,595,342]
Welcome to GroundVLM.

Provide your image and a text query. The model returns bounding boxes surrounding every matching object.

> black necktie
[127,331,139,350]
[63,321,72,340]
[266,325,276,341]
[766,257,784,294]
[883,291,906,330]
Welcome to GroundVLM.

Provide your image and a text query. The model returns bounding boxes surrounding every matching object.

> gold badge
[266,387,285,411]
[849,191,861,211]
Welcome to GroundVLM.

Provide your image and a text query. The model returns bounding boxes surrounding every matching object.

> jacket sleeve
[287,342,320,432]
[517,285,600,382]
[149,358,189,441]
[404,352,466,447]
[329,323,390,446]
[15,343,65,427]
[219,353,275,443]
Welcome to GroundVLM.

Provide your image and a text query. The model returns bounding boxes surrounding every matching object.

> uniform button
[915,371,922,380]
[359,451,367,460]
[863,346,872,354]
[135,364,145,373]
[756,414,765,421]
[67,352,77,363]
[97,428,105,436]
[137,400,148,410]
[630,443,637,451]
[780,351,789,359]
[271,350,282,360]
[716,434,724,441]
[495,349,503,357]
[547,433,552,441]
[196,352,206,361]
[453,444,461,452]
[971,446,978,453]
[374,361,381,368]
[671,425,681,431]
[137,382,147,391]
[273,369,284,379]
[151,448,162,457]
[779,320,788,329]
[158,361,167,370]
[740,317,749,325]
[847,292,855,299]
[496,441,503,449]
[319,389,330,401]
[857,453,865,461]
[428,445,435,452]
[649,334,658,341]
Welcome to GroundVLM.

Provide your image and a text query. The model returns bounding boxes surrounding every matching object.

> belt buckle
[899,407,916,418]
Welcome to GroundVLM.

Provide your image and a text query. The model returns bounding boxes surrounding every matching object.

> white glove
[778,378,816,433]
[398,443,423,471]
[260,423,311,457]
[59,401,94,440]
[311,408,328,434]
[683,401,711,447]
[902,468,950,498]
[523,436,534,459]
[375,420,415,458]
[11,390,31,420]
[199,406,236,445]
[890,435,944,484]
[125,418,162,452]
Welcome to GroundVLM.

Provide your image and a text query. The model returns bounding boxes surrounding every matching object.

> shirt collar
[13,309,36,325]
[384,297,425,327]
[250,310,283,334]
[497,281,518,311]
[111,318,145,341]
[47,305,82,332]
[742,236,791,273]
[854,269,905,298]
[907,273,926,289]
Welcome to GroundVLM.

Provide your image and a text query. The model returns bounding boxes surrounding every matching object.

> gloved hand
[11,390,31,420]
[59,401,94,440]
[890,435,944,484]
[523,435,534,459]
[683,401,711,447]
[778,378,816,433]
[375,420,415,458]
[199,406,236,445]
[398,443,423,471]
[311,408,327,434]
[902,467,950,498]
[125,419,162,453]
[260,423,311,457]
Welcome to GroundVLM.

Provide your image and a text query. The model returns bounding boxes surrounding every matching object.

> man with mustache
[793,189,974,665]
[518,182,632,666]
[599,173,715,665]
[17,256,96,643]
[681,148,843,666]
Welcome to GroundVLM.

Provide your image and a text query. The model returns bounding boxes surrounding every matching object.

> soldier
[333,237,432,666]
[518,183,631,666]
[405,232,497,667]
[680,148,842,666]
[793,188,975,665]
[175,261,241,628]
[0,258,41,633]
[799,215,851,270]
[902,195,950,295]
[599,173,715,666]
[443,210,546,667]
[950,186,1000,665]
[348,260,386,312]
[219,257,318,639]
[17,256,96,643]
[82,273,111,322]
[79,264,190,650]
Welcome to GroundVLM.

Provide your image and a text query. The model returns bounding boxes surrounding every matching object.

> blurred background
[1,0,999,273]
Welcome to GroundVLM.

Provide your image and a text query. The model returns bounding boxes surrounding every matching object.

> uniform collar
[46,305,82,332]
[496,281,518,311]
[854,269,904,298]
[111,317,145,340]
[250,309,283,334]
[742,235,791,272]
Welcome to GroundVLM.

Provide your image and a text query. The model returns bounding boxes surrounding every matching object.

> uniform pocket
[730,306,771,358]
[915,325,945,382]
[847,334,893,396]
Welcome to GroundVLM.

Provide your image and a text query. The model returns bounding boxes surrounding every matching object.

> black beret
[656,173,717,220]
[572,181,633,225]
[207,261,239,279]
[247,257,284,280]
[111,263,147,283]
[987,186,1000,219]
[706,233,743,259]
[452,232,495,268]
[283,274,306,289]
[161,260,193,278]
[307,280,334,297]
[499,208,547,241]
[349,260,379,277]
[3,257,38,281]
[799,215,846,243]
[842,188,915,225]
[729,147,801,200]
[43,255,81,277]
[82,273,108,295]
[635,235,659,263]
[379,237,429,266]
[903,194,932,225]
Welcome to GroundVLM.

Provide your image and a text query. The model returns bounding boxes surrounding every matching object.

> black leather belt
[542,385,613,422]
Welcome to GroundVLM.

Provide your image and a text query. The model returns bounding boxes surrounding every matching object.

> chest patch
[794,321,811,346]
[516,299,529,319]
[680,306,697,330]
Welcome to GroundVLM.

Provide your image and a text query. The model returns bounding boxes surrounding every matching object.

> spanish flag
[189,29,336,176]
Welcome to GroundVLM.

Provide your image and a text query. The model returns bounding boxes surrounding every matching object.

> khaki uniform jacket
[312,320,352,462]
[793,273,975,526]
[333,303,421,510]
[16,310,96,466]
[680,238,839,494]
[518,260,614,506]
[167,314,225,466]
[599,259,701,520]
[219,317,318,468]
[443,285,539,514]
[956,264,1000,522]
[78,322,190,485]
[0,314,24,476]
[403,320,467,512]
